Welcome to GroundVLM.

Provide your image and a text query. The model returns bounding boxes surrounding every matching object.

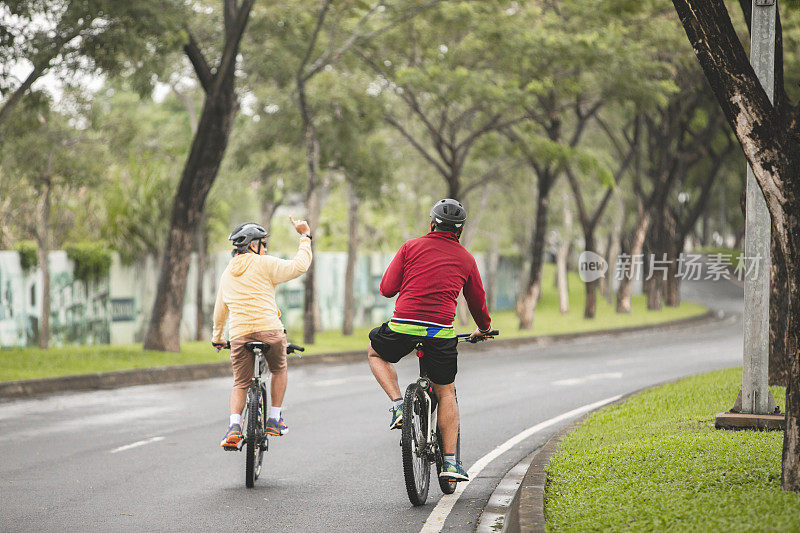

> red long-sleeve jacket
[379,230,492,331]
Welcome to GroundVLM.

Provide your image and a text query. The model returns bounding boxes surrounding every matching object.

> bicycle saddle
[244,341,269,352]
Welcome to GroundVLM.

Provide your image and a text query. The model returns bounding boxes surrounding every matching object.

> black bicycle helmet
[228,222,268,253]
[430,198,466,231]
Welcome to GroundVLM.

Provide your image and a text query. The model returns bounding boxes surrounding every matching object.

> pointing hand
[289,216,311,235]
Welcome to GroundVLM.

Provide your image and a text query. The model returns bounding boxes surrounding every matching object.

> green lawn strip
[0,266,706,382]
[0,342,230,382]
[696,246,743,269]
[545,367,799,532]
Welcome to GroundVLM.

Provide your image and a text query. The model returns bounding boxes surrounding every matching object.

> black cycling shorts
[368,322,459,385]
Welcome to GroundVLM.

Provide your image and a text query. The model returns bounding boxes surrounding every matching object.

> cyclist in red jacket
[368,198,492,482]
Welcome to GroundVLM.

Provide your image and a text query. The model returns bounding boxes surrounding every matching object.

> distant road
[0,279,742,532]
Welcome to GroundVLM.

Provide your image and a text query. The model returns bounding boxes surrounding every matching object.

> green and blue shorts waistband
[388,318,455,338]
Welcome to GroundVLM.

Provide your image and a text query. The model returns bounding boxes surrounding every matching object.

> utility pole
[716,0,782,430]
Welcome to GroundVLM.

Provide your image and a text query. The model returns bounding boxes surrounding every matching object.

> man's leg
[230,387,247,415]
[368,342,402,400]
[432,382,458,454]
[271,369,287,407]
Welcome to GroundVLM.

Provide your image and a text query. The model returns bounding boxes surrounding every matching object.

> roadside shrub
[65,242,113,283]
[14,241,38,272]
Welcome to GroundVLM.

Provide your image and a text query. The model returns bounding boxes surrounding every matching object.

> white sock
[230,413,241,426]
[269,406,282,420]
[392,398,403,409]
[443,453,456,466]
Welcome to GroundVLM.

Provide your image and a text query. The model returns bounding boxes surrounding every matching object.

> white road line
[552,372,623,386]
[419,394,622,533]
[110,436,164,454]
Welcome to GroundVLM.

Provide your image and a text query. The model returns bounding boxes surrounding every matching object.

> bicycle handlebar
[212,341,306,353]
[456,329,500,343]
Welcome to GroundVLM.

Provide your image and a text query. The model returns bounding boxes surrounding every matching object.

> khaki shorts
[230,330,288,389]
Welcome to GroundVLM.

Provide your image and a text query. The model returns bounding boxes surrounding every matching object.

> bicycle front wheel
[244,386,264,488]
[401,383,430,506]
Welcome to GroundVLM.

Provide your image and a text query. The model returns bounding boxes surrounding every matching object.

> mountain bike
[401,330,499,506]
[219,340,304,488]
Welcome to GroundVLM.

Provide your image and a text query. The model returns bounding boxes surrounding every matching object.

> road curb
[0,310,716,400]
[501,392,646,532]
[502,420,581,533]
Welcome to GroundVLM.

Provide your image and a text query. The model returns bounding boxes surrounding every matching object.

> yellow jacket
[212,236,312,342]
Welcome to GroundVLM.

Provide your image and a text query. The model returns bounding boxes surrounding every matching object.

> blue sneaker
[439,460,469,482]
[389,403,403,430]
[265,417,288,436]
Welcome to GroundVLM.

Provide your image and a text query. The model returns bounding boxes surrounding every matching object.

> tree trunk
[556,242,570,315]
[557,192,572,314]
[670,0,800,490]
[617,209,650,313]
[605,195,623,304]
[644,253,662,311]
[663,213,681,307]
[583,232,597,318]
[261,198,280,236]
[781,234,800,490]
[194,218,207,341]
[35,177,52,349]
[598,234,610,299]
[664,243,681,307]
[298,80,322,345]
[143,2,252,351]
[447,178,461,200]
[719,179,728,245]
[144,92,239,351]
[517,177,552,329]
[0,64,46,130]
[342,182,359,336]
[770,227,789,386]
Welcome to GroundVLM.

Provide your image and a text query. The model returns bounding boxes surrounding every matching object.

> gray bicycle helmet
[228,222,268,253]
[430,198,466,231]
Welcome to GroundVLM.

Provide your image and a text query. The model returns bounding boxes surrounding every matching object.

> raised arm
[379,242,406,297]
[265,236,313,284]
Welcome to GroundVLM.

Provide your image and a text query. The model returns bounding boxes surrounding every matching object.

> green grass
[0,265,706,382]
[0,342,229,382]
[696,246,743,269]
[545,368,800,532]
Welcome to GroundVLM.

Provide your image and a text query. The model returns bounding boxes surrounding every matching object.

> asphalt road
[0,279,743,532]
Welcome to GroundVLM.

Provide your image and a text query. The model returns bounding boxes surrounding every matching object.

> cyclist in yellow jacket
[213,217,312,449]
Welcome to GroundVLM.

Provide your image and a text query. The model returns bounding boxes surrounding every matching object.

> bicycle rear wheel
[401,383,430,506]
[244,385,265,488]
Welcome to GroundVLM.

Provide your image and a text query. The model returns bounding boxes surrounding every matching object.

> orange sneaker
[220,424,242,450]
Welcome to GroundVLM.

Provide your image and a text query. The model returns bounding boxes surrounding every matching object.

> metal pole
[740,0,776,415]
